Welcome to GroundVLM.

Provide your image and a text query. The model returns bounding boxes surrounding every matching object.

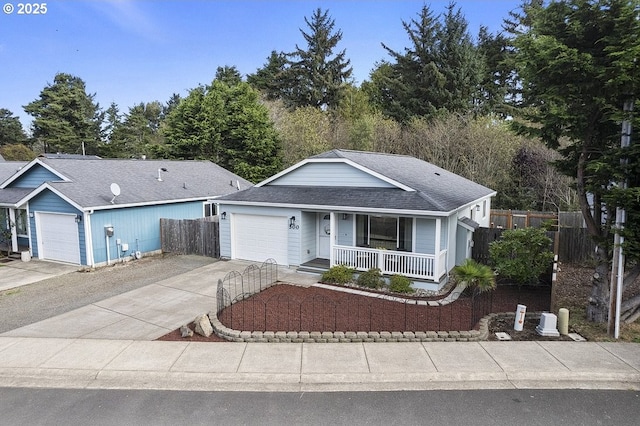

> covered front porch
[0,206,29,256]
[300,210,449,287]
[333,245,447,282]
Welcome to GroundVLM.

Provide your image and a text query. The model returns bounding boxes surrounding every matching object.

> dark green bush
[489,227,554,286]
[389,274,413,293]
[357,268,385,289]
[321,265,355,284]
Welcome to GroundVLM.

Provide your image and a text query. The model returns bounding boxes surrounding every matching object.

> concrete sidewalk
[0,338,639,391]
[1,258,639,392]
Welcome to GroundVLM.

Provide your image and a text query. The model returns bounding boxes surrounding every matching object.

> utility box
[105,226,114,237]
[536,313,560,337]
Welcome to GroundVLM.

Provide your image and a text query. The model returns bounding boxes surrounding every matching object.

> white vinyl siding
[268,163,395,188]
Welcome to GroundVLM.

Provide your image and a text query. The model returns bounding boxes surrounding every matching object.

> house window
[203,202,217,217]
[356,215,413,251]
[16,209,28,236]
[482,200,487,218]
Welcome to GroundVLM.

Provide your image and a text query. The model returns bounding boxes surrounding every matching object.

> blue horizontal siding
[90,201,203,265]
[11,164,61,188]
[415,218,436,255]
[270,163,395,188]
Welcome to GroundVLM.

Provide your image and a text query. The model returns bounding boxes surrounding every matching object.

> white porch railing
[333,245,447,281]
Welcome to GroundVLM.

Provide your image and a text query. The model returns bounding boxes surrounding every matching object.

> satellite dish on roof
[110,183,121,204]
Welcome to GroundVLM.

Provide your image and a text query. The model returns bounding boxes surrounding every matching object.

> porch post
[8,209,18,252]
[329,212,335,267]
[434,218,441,279]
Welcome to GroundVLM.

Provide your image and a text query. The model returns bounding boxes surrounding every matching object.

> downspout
[84,210,95,267]
[434,218,441,281]
[329,211,335,268]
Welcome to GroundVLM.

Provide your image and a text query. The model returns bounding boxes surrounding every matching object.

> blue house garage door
[36,212,81,264]
[233,214,288,265]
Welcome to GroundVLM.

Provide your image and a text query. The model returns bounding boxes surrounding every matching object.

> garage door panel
[37,212,81,264]
[234,214,288,265]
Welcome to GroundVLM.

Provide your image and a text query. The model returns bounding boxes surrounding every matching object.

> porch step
[297,265,328,274]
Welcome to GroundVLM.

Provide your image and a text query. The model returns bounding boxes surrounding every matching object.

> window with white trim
[356,215,413,251]
[203,202,217,218]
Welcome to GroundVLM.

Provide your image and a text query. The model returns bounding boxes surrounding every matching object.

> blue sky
[1,0,521,130]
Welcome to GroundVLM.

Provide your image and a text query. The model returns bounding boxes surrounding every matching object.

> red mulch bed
[157,283,551,342]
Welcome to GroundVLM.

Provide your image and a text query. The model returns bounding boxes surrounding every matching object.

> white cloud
[90,0,163,42]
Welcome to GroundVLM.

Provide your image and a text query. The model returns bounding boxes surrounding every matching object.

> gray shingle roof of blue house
[3,157,252,210]
[0,161,29,205]
[218,149,495,214]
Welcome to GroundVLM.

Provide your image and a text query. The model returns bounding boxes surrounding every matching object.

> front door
[318,214,331,259]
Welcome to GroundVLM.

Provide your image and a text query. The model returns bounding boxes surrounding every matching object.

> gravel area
[0,254,217,334]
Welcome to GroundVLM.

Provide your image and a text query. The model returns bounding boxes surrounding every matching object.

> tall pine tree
[285,8,353,110]
[24,73,103,155]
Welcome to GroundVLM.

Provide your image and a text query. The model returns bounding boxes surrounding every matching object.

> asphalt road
[0,254,217,333]
[2,388,639,425]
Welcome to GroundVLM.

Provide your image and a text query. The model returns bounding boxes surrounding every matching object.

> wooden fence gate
[160,218,219,258]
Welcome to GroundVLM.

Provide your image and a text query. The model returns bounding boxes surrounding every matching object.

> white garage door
[37,212,81,264]
[233,214,288,265]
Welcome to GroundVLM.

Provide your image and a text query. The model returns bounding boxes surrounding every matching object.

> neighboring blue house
[217,150,496,291]
[0,154,250,266]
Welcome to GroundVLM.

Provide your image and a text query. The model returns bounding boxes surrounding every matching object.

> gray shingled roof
[0,161,27,183]
[15,158,252,209]
[0,162,29,205]
[219,150,495,213]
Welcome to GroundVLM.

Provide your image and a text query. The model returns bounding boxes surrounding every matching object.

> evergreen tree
[163,80,281,182]
[285,8,353,110]
[215,66,243,86]
[247,51,291,101]
[24,73,103,155]
[511,0,640,323]
[373,3,483,121]
[476,26,512,117]
[0,109,27,146]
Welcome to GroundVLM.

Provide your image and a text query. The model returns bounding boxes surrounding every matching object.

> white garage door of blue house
[233,214,288,265]
[36,212,81,264]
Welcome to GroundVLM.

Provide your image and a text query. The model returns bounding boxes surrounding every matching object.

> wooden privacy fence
[160,218,219,258]
[490,210,585,230]
[473,227,596,265]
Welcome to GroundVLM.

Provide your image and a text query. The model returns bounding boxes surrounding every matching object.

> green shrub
[489,227,554,286]
[357,268,385,289]
[452,259,496,293]
[389,274,413,293]
[321,265,355,284]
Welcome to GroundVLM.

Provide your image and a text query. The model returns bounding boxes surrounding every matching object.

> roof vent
[157,167,168,181]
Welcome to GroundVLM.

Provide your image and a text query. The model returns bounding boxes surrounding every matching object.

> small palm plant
[452,259,496,293]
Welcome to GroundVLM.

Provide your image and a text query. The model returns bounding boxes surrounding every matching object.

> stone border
[209,313,488,343]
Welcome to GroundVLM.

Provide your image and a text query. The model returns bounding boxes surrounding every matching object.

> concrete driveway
[1,259,320,340]
[0,258,79,292]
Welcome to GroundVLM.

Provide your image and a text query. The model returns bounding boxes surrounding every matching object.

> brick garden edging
[209,313,489,342]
